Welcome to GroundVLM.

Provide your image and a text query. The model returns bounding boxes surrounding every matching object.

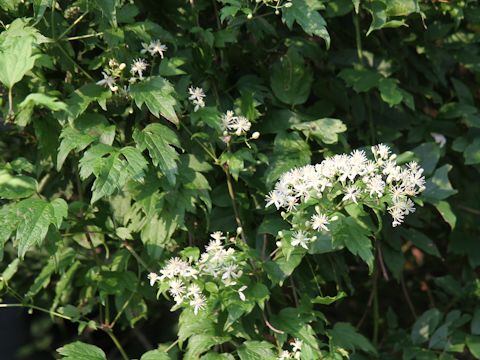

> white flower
[310,212,329,232]
[342,185,360,204]
[130,58,148,79]
[96,71,118,91]
[230,116,251,135]
[141,40,168,58]
[147,272,160,286]
[190,294,207,315]
[210,231,226,242]
[221,110,236,130]
[372,144,391,160]
[431,132,446,148]
[238,285,247,301]
[187,283,202,298]
[278,350,291,360]
[265,190,286,209]
[291,230,311,250]
[291,338,303,353]
[168,279,185,299]
[365,175,385,198]
[188,86,206,111]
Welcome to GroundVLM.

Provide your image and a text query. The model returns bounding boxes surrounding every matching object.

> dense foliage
[0,0,479,359]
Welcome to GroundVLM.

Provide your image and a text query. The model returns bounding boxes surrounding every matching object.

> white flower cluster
[96,58,126,92]
[221,110,252,136]
[277,339,303,360]
[188,86,206,111]
[141,39,168,58]
[266,144,426,240]
[148,232,248,315]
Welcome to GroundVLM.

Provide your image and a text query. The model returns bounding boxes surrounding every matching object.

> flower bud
[251,131,260,139]
[236,226,243,235]
[276,241,282,247]
[278,231,283,237]
[119,63,126,70]
[275,9,280,15]
[247,13,253,19]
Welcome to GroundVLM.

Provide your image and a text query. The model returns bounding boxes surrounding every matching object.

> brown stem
[401,275,417,319]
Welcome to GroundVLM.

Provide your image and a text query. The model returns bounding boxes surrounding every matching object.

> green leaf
[237,341,276,360]
[472,308,480,335]
[57,341,106,360]
[133,123,181,185]
[282,0,330,48]
[271,307,320,351]
[312,291,347,305]
[140,349,171,360]
[423,165,458,201]
[431,200,456,230]
[50,198,68,228]
[329,322,377,355]
[120,146,148,183]
[403,228,441,258]
[411,308,442,345]
[270,48,313,105]
[386,0,420,16]
[265,132,311,185]
[184,335,229,360]
[467,335,480,359]
[378,78,403,107]
[57,113,115,170]
[15,198,57,258]
[96,0,117,27]
[292,118,346,144]
[332,216,374,273]
[0,169,37,199]
[339,68,381,93]
[130,76,179,125]
[90,152,125,203]
[19,93,67,111]
[0,19,40,88]
[65,83,111,120]
[464,138,480,165]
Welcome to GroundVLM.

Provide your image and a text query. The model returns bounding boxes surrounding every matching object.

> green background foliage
[0,0,479,359]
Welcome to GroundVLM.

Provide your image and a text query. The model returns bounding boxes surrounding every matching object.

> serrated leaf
[57,113,115,170]
[90,152,125,203]
[329,322,377,355]
[120,146,148,183]
[50,198,68,228]
[0,169,37,199]
[292,118,346,144]
[130,76,179,125]
[332,216,374,273]
[19,93,67,111]
[133,123,181,185]
[57,341,106,360]
[282,0,330,48]
[15,198,57,258]
[65,83,111,120]
[270,48,313,105]
[140,349,171,360]
[0,19,40,89]
[237,341,276,360]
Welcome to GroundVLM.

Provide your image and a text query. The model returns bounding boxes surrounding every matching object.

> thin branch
[104,329,129,360]
[401,275,417,319]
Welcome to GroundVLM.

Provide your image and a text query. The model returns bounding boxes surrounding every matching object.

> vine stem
[0,303,73,321]
[8,87,13,115]
[224,168,247,243]
[56,11,90,40]
[104,329,129,360]
[123,242,153,272]
[164,339,179,353]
